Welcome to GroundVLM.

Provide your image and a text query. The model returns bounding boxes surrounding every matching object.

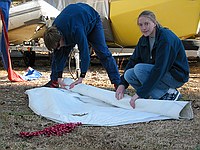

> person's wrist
[134,93,140,100]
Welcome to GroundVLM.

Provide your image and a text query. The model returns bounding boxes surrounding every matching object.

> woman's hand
[130,93,139,109]
[58,78,67,89]
[115,85,125,100]
[69,77,83,89]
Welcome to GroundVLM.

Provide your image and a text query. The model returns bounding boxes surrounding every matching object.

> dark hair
[137,10,161,27]
[43,26,61,51]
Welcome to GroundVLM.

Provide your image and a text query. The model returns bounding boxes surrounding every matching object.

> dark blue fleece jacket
[121,27,189,98]
[52,3,99,77]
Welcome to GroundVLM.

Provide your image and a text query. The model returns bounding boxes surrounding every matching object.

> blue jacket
[121,27,189,98]
[0,0,11,2]
[52,3,99,77]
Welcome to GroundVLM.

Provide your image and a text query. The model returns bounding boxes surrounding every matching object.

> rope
[19,122,82,137]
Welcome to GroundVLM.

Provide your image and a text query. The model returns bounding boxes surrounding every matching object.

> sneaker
[159,89,181,101]
[43,80,59,88]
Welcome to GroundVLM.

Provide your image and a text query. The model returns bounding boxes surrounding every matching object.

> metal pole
[74,44,80,78]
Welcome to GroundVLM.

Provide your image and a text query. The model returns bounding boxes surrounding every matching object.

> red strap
[0,8,24,82]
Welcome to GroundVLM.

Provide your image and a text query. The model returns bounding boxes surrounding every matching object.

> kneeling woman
[115,10,189,108]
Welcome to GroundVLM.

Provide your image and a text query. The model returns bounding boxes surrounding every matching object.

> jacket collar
[140,26,161,47]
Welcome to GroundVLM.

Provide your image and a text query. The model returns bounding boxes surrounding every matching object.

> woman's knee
[134,63,154,76]
[124,68,135,82]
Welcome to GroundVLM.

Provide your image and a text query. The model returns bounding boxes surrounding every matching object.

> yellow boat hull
[110,0,200,46]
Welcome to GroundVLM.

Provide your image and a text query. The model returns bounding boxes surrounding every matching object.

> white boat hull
[8,0,60,44]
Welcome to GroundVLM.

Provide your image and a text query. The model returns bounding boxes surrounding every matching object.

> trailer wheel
[23,51,36,67]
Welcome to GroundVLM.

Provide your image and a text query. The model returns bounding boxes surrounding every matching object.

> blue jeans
[87,16,120,85]
[124,63,184,99]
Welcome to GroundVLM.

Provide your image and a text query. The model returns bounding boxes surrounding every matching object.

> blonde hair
[43,26,61,51]
[137,10,160,27]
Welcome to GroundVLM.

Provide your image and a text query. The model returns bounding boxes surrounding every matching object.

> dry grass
[0,59,200,150]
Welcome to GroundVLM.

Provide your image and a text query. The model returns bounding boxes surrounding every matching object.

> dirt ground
[0,58,200,150]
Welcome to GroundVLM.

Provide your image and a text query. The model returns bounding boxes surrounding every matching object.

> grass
[0,59,199,150]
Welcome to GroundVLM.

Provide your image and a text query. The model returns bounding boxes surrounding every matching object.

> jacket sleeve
[120,44,142,88]
[50,47,71,81]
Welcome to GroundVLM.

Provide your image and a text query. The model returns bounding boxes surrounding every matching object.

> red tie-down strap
[19,122,82,137]
[0,8,24,82]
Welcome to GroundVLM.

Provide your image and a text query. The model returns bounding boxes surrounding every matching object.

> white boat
[8,0,60,45]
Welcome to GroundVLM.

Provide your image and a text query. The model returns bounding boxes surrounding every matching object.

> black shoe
[159,89,181,101]
[43,80,59,88]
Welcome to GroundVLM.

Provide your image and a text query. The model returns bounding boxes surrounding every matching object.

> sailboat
[8,0,60,45]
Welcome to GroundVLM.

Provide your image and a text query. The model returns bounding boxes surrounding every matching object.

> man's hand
[69,77,83,89]
[130,93,139,109]
[58,78,67,89]
[115,85,125,100]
